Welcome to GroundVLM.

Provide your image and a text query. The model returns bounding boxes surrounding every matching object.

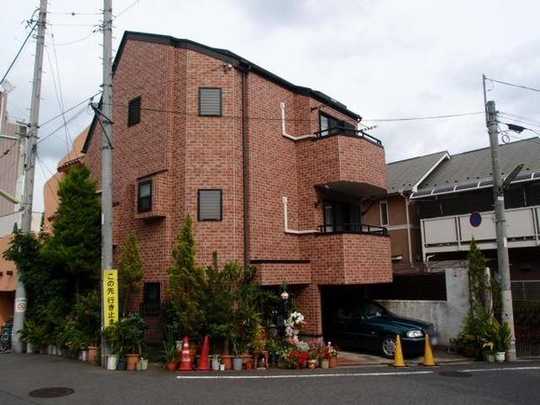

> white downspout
[282,196,318,234]
[400,192,414,266]
[280,102,316,141]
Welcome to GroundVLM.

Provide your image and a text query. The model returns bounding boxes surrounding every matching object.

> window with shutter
[137,180,152,213]
[128,96,141,127]
[199,88,222,116]
[198,189,222,221]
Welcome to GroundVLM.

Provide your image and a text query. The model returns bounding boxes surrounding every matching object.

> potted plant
[104,322,122,370]
[163,340,178,371]
[19,320,45,354]
[120,314,147,371]
[494,322,511,362]
[232,338,243,371]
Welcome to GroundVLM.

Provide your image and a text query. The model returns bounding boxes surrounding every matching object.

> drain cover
[29,387,74,398]
[438,371,472,378]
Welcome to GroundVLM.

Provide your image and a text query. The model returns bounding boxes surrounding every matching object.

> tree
[118,233,144,316]
[168,216,206,338]
[42,165,101,300]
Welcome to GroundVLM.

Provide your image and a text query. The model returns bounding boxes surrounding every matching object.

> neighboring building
[82,31,392,338]
[369,138,540,293]
[0,86,27,328]
[43,128,88,233]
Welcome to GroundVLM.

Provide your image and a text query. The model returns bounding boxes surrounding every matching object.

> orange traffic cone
[393,335,407,367]
[422,334,437,366]
[178,336,193,371]
[198,335,211,371]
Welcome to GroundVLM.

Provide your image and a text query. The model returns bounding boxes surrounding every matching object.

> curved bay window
[322,201,362,233]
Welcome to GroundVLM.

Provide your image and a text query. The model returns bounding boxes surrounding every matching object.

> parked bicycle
[0,320,13,353]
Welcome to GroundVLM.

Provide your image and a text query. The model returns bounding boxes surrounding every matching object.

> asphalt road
[1,353,539,404]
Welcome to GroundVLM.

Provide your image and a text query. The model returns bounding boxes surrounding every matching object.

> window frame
[127,96,141,127]
[379,200,389,226]
[198,87,223,117]
[137,179,153,213]
[197,189,223,221]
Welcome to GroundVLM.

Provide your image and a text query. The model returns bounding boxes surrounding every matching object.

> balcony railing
[314,126,383,147]
[420,204,540,259]
[318,222,388,236]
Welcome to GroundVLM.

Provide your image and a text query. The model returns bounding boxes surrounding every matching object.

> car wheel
[381,335,396,358]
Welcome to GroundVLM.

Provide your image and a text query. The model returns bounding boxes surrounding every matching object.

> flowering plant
[284,311,305,342]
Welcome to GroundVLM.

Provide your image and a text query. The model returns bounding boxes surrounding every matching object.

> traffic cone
[178,336,193,371]
[422,334,437,366]
[197,335,211,371]
[393,335,407,367]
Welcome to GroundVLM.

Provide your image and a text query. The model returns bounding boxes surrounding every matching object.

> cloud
[1,0,539,211]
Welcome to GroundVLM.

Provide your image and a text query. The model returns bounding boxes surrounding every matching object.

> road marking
[460,366,540,373]
[176,371,433,380]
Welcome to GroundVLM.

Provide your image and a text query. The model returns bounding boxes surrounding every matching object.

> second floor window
[198,189,222,221]
[380,201,389,226]
[128,96,141,127]
[199,88,222,116]
[138,180,152,213]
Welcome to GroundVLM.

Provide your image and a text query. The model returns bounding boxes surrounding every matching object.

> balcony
[420,205,540,259]
[298,128,387,199]
[318,222,388,236]
[302,229,392,285]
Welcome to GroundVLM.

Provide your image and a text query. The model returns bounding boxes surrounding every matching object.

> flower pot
[107,354,118,370]
[495,352,505,362]
[80,350,88,362]
[26,343,34,354]
[222,354,233,370]
[138,358,148,371]
[233,357,243,371]
[329,357,337,368]
[56,347,63,356]
[166,361,177,372]
[241,354,254,370]
[321,359,329,369]
[485,353,495,363]
[308,359,318,369]
[117,357,127,370]
[88,346,98,364]
[212,357,220,371]
[126,353,139,371]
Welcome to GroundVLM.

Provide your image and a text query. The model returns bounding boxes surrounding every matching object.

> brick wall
[84,35,392,329]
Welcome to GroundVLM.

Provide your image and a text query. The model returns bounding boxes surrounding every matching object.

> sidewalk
[337,348,470,367]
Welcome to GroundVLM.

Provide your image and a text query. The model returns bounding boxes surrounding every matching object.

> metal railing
[318,222,388,236]
[313,126,383,146]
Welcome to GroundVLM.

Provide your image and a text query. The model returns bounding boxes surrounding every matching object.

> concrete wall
[378,263,469,345]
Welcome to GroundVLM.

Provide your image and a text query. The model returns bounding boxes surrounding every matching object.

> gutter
[400,191,414,265]
[280,102,315,141]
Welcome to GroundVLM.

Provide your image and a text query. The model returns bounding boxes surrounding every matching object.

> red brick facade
[83,32,391,337]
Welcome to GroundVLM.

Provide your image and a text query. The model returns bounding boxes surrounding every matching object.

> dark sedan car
[329,301,435,358]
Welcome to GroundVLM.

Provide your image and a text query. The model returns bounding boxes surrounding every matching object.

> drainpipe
[240,63,250,268]
[280,102,315,141]
[400,192,414,266]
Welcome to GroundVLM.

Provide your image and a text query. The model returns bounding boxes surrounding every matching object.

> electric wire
[37,104,90,145]
[39,92,101,127]
[363,111,483,122]
[486,77,540,94]
[0,21,38,86]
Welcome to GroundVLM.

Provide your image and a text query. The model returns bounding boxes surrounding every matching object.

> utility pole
[11,0,48,353]
[483,75,517,361]
[100,0,114,365]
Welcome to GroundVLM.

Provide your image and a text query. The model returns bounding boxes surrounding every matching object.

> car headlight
[406,330,423,338]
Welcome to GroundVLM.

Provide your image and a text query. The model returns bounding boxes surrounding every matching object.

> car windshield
[361,303,386,319]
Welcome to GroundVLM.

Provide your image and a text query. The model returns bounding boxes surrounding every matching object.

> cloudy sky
[2,0,539,211]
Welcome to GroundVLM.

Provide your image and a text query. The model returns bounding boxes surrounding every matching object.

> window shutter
[198,189,222,221]
[199,88,222,116]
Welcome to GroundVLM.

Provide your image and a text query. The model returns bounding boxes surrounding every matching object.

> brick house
[82,31,392,338]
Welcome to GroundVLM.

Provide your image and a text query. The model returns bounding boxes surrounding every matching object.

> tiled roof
[387,151,448,194]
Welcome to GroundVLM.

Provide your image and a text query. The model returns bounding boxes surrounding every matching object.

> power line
[487,77,540,94]
[499,112,540,128]
[39,92,100,127]
[359,111,483,122]
[0,21,38,86]
[114,0,141,20]
[37,104,90,145]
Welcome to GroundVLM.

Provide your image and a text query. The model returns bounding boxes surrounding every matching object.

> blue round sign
[470,212,482,227]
